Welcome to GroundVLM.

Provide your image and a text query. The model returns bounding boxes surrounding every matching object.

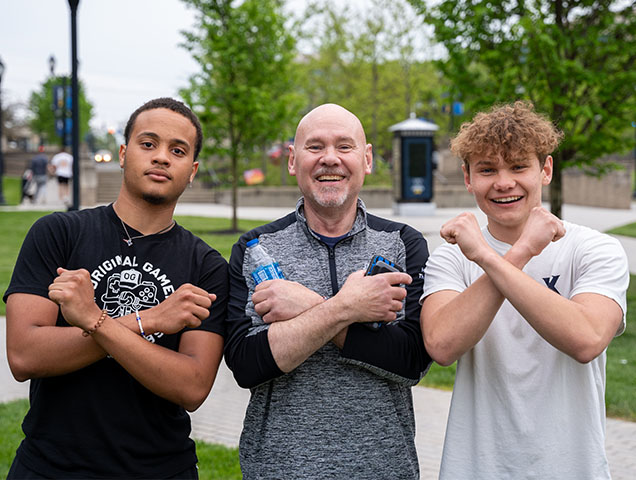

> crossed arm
[6,268,223,411]
[421,207,624,366]
[253,270,411,373]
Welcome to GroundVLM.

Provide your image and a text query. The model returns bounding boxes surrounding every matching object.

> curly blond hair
[451,101,563,169]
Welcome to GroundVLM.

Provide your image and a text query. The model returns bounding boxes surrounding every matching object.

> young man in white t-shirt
[421,101,629,479]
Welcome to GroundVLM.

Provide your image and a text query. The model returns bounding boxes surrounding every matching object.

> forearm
[423,275,504,366]
[268,299,353,372]
[90,318,220,410]
[423,248,529,366]
[8,324,106,381]
[480,251,617,362]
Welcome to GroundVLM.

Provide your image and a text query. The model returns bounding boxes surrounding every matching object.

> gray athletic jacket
[225,198,431,479]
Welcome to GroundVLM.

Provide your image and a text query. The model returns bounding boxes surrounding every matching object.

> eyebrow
[137,131,190,149]
[304,135,357,145]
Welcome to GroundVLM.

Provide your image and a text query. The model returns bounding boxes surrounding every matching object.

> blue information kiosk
[389,114,439,216]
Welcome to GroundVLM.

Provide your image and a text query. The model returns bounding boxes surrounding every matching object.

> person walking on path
[224,103,432,479]
[421,101,629,479]
[27,146,49,204]
[50,146,73,205]
[3,97,229,479]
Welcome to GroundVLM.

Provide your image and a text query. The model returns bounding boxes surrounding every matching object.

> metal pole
[0,56,6,205]
[68,0,80,210]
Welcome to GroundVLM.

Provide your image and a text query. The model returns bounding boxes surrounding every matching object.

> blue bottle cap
[246,238,259,247]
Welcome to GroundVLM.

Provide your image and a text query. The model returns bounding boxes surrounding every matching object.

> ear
[189,161,199,183]
[541,155,553,186]
[119,144,126,168]
[288,145,297,176]
[364,144,373,175]
[462,163,473,194]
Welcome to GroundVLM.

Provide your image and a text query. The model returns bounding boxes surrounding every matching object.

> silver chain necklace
[120,218,175,247]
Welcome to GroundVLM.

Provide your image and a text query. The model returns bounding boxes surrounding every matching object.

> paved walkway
[2,201,636,478]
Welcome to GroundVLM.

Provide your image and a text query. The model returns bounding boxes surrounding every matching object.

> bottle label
[251,262,285,284]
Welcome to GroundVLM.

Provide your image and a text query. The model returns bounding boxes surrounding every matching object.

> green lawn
[1,176,23,206]
[607,222,636,237]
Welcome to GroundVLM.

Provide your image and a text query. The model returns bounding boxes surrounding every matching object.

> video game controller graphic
[101,269,159,317]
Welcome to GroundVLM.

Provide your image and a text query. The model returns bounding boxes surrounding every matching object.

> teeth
[492,196,521,203]
[317,175,344,181]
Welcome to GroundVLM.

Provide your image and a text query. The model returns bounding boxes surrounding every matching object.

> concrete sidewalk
[2,201,636,477]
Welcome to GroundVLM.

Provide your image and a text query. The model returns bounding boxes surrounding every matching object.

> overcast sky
[0,0,309,132]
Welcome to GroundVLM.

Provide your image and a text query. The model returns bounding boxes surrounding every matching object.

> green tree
[296,0,444,164]
[28,76,93,146]
[409,0,636,217]
[180,0,301,231]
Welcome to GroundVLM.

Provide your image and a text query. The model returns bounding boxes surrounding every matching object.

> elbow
[181,383,213,412]
[571,340,606,365]
[7,351,35,383]
[428,349,458,368]
[423,334,460,367]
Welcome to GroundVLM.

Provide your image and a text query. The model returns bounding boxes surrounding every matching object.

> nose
[319,146,341,166]
[151,146,170,166]
[493,170,515,190]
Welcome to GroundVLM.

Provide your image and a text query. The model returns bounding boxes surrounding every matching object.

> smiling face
[119,108,198,206]
[464,152,552,242]
[288,104,372,216]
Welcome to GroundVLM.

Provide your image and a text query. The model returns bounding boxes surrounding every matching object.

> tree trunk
[550,150,563,219]
[231,152,238,232]
[261,143,268,184]
[280,154,287,186]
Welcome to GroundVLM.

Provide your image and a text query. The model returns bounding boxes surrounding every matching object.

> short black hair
[124,97,203,160]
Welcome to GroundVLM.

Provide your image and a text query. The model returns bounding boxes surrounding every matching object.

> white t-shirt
[51,152,73,179]
[422,221,628,480]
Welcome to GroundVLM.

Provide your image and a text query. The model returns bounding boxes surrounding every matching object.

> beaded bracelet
[135,310,146,336]
[82,309,108,337]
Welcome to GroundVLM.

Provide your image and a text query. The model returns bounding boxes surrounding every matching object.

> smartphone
[365,255,403,276]
[363,255,403,331]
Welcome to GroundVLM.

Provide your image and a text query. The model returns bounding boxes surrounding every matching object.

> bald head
[295,104,367,146]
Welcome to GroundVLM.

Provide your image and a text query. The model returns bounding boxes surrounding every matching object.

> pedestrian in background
[50,147,73,205]
[29,145,49,204]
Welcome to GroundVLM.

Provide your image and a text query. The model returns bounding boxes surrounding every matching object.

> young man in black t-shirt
[3,98,228,479]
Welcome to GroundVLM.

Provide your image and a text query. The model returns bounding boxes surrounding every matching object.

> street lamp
[0,56,6,205]
[49,54,56,77]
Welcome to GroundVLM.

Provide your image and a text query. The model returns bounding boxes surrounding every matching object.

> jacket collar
[295,197,368,240]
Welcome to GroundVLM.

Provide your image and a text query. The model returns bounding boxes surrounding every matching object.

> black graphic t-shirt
[4,204,229,478]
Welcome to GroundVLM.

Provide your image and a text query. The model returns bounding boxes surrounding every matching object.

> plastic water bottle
[247,238,285,284]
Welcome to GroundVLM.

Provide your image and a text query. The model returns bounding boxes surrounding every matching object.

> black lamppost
[0,56,6,205]
[68,0,80,211]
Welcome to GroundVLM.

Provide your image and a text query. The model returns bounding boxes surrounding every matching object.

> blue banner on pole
[452,101,464,116]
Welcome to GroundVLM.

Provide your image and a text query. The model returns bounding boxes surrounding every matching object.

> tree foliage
[409,0,636,217]
[180,0,301,231]
[28,76,93,146]
[296,0,447,163]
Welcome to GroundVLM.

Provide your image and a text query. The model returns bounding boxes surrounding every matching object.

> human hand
[512,207,565,259]
[48,268,102,330]
[253,279,324,323]
[145,284,215,334]
[440,212,491,262]
[335,270,412,324]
